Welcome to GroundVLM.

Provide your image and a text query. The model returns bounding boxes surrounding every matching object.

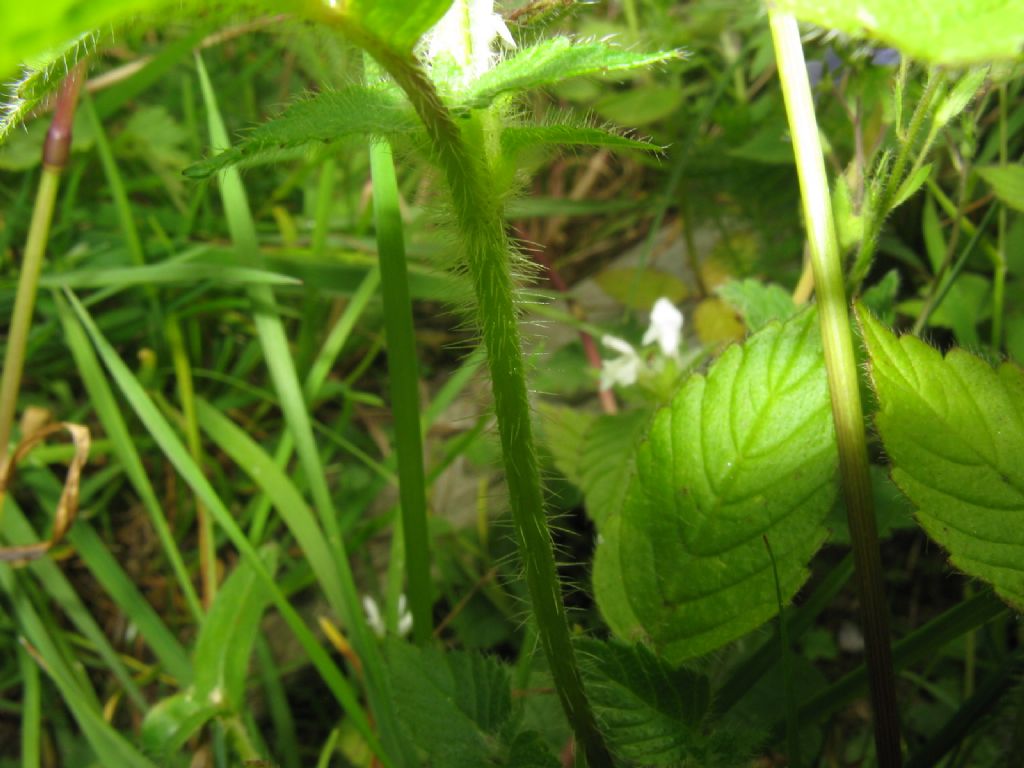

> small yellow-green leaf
[774,0,1024,65]
[595,267,688,310]
[858,307,1024,609]
[976,164,1024,212]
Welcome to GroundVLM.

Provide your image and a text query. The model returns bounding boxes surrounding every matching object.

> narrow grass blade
[193,397,346,618]
[64,290,388,765]
[0,564,159,768]
[0,499,147,711]
[17,643,41,768]
[56,293,204,621]
[369,137,432,644]
[69,522,192,684]
[194,52,413,768]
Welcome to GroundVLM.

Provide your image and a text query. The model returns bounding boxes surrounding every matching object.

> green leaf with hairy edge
[542,405,650,530]
[595,309,838,662]
[976,164,1024,212]
[328,0,452,53]
[142,546,279,754]
[0,0,158,76]
[576,638,710,766]
[716,279,797,333]
[857,306,1024,609]
[501,124,660,157]
[183,88,420,179]
[462,37,683,109]
[891,162,932,210]
[384,640,556,768]
[773,0,1024,65]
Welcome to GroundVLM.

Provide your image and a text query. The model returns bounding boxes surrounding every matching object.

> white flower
[599,298,686,391]
[600,335,641,390]
[642,298,684,358]
[362,594,414,638]
[422,0,515,86]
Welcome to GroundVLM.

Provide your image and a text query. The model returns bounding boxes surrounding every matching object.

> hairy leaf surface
[858,307,1024,608]
[595,310,838,661]
[463,37,682,109]
[184,88,420,178]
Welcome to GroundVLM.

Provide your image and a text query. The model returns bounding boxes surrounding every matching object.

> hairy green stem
[850,71,943,291]
[346,38,612,768]
[769,13,901,766]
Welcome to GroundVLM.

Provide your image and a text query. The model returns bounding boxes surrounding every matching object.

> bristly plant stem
[348,41,613,768]
[0,62,85,471]
[850,70,942,292]
[769,12,902,767]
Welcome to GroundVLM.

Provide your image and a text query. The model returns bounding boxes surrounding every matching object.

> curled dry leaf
[0,421,90,564]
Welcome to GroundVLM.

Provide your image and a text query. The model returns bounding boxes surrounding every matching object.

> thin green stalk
[0,169,61,463]
[992,81,1008,349]
[850,71,943,290]
[0,64,84,462]
[166,316,217,607]
[353,44,612,768]
[769,13,901,766]
[369,138,433,644]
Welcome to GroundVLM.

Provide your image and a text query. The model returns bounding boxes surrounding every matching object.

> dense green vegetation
[1,1,1022,766]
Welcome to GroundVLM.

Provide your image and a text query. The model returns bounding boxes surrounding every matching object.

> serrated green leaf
[716,279,797,333]
[596,310,838,662]
[501,124,660,157]
[142,546,278,754]
[542,406,650,530]
[857,307,1024,609]
[579,410,651,529]
[773,0,1024,65]
[462,37,683,109]
[976,164,1024,212]
[540,404,597,489]
[385,641,545,768]
[576,638,710,766]
[183,88,420,179]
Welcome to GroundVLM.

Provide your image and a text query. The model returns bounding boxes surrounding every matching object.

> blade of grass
[0,564,158,768]
[17,643,41,768]
[255,635,300,768]
[69,522,192,683]
[81,89,217,607]
[369,137,432,643]
[192,397,346,618]
[195,52,412,768]
[64,290,388,766]
[0,498,147,711]
[56,294,205,621]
